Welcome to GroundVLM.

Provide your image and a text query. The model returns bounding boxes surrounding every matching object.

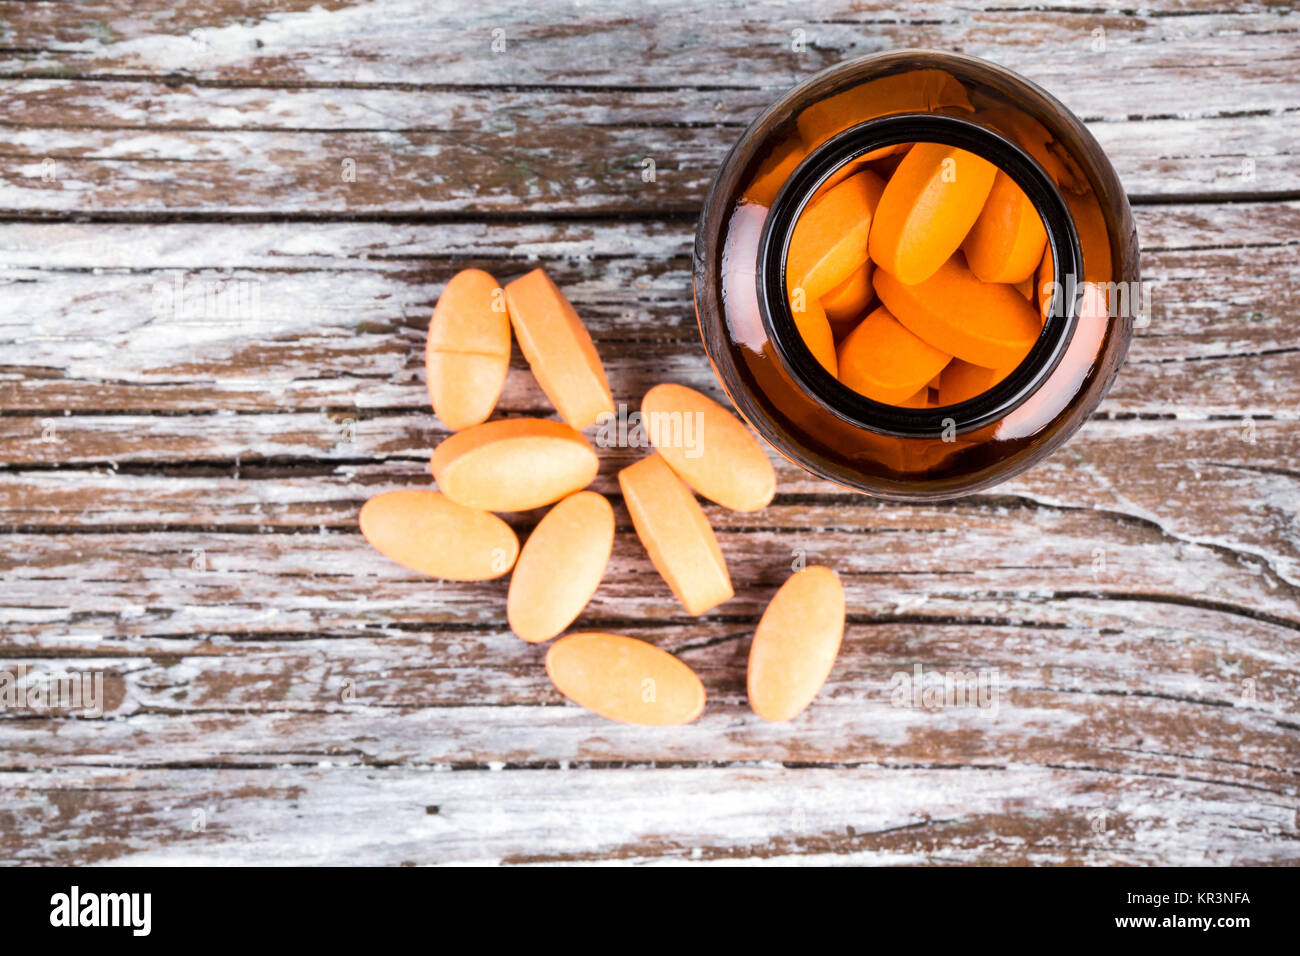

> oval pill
[426,269,511,430]
[747,566,846,722]
[507,491,614,644]
[962,171,1047,284]
[640,383,776,512]
[818,145,905,194]
[359,490,518,581]
[430,417,598,512]
[791,296,838,377]
[619,454,734,616]
[896,386,931,408]
[546,632,706,726]
[836,305,951,405]
[820,259,874,326]
[786,169,885,301]
[504,268,615,429]
[869,143,997,285]
[869,145,909,181]
[875,255,1041,370]
[938,358,1012,406]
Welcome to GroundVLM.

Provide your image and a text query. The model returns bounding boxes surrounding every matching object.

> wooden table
[2,0,1297,866]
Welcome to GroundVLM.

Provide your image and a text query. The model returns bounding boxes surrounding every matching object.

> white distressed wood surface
[1,0,1297,865]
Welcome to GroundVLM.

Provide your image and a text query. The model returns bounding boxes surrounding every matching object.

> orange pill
[430,417,598,512]
[747,566,845,722]
[359,490,518,581]
[818,145,907,194]
[786,169,885,301]
[426,269,511,430]
[619,454,734,615]
[640,384,776,513]
[836,305,951,405]
[820,260,874,326]
[507,491,614,643]
[962,171,1047,284]
[546,632,706,726]
[869,144,909,181]
[869,143,997,285]
[937,358,1012,405]
[743,134,804,207]
[896,386,931,408]
[875,255,1041,370]
[790,295,838,376]
[503,268,614,429]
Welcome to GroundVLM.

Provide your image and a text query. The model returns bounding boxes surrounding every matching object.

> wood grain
[1,0,1297,865]
[4,765,1290,866]
[0,1,1297,212]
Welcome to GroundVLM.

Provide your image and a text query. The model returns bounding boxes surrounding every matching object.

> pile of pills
[361,268,846,725]
[782,142,1052,407]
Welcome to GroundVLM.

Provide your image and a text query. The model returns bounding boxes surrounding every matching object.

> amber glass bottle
[694,51,1138,500]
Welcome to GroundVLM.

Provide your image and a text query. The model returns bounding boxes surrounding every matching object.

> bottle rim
[756,113,1084,438]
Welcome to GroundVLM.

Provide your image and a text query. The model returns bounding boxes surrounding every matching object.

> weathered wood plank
[1,764,1294,865]
[1,417,1297,583]
[3,474,1297,633]
[1,605,1296,778]
[1,0,1294,105]
[0,86,1293,213]
[0,2,1296,212]
[3,206,1298,416]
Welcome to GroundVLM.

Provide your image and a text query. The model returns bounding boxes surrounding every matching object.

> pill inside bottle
[782,141,1050,411]
[695,52,1137,499]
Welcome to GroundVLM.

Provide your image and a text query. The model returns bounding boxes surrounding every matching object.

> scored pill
[425,269,512,430]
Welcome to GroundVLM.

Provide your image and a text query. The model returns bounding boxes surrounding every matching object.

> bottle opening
[757,113,1083,438]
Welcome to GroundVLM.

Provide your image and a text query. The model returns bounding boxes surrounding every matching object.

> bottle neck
[756,113,1083,438]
